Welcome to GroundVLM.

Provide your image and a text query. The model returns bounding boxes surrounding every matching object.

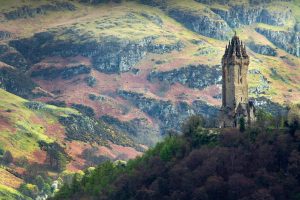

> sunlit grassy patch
[0,89,80,159]
[0,168,23,189]
[0,184,30,200]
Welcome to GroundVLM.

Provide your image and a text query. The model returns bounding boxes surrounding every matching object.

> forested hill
[53,111,300,200]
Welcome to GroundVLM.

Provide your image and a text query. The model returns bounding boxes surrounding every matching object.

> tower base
[219,102,256,128]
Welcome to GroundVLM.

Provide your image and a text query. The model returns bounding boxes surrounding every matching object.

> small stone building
[219,33,256,128]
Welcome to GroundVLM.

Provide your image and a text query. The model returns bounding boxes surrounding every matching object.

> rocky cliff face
[211,6,261,28]
[254,97,288,115]
[248,69,270,95]
[31,65,91,80]
[0,44,29,71]
[59,113,137,148]
[255,28,300,57]
[0,66,37,98]
[101,115,161,146]
[208,3,298,57]
[139,0,167,7]
[256,8,294,27]
[79,0,122,4]
[211,5,293,28]
[117,90,219,134]
[168,8,231,40]
[0,31,12,40]
[148,65,222,89]
[141,12,164,27]
[247,42,277,56]
[10,31,183,74]
[197,0,293,5]
[195,0,230,4]
[3,2,76,20]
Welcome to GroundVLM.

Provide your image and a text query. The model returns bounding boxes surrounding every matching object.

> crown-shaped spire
[223,32,248,59]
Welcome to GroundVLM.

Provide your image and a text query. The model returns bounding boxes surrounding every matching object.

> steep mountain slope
[0,1,299,141]
[1,1,298,139]
[0,88,141,199]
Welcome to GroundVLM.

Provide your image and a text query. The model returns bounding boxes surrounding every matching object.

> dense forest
[53,107,300,200]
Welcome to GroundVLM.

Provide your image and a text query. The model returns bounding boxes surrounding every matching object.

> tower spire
[219,32,254,128]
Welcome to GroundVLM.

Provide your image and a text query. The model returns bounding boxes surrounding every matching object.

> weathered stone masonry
[219,33,256,128]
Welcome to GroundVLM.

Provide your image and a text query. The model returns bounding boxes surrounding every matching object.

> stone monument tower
[219,32,256,128]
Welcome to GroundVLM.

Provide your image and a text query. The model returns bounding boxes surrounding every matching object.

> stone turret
[219,32,255,128]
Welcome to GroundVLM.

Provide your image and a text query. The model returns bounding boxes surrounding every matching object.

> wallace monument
[219,33,256,128]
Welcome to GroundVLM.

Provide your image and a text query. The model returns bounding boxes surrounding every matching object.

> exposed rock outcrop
[79,0,122,4]
[0,31,12,40]
[195,0,229,4]
[140,12,163,27]
[211,5,293,28]
[30,65,91,80]
[247,42,277,56]
[10,31,183,74]
[168,8,231,40]
[0,66,36,98]
[248,69,270,95]
[211,6,261,28]
[254,97,288,115]
[256,8,294,27]
[255,28,300,57]
[0,44,29,71]
[4,2,76,20]
[295,23,300,32]
[24,101,46,110]
[117,90,219,134]
[139,0,167,7]
[59,114,136,148]
[101,115,161,146]
[148,65,222,89]
[249,0,292,5]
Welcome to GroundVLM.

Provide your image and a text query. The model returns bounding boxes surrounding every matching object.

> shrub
[19,183,38,198]
[255,109,274,128]
[159,137,185,161]
[71,103,95,117]
[46,100,67,107]
[15,156,29,167]
[182,115,206,138]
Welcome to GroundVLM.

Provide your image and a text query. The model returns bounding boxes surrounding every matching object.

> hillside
[0,88,141,199]
[0,0,299,199]
[0,0,299,139]
[53,116,300,200]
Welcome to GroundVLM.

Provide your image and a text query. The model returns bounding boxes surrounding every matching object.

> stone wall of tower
[219,33,254,128]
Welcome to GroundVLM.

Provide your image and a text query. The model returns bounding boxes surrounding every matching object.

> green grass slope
[0,88,74,159]
[0,88,140,199]
[0,184,30,200]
